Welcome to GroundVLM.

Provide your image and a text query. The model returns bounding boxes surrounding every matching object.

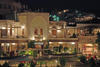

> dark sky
[20,0,100,12]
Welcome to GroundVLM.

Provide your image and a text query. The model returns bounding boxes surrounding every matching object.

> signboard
[34,42,43,45]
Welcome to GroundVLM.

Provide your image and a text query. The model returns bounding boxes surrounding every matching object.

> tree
[59,45,63,52]
[64,47,68,52]
[0,49,2,57]
[2,61,10,67]
[95,31,100,55]
[80,56,87,65]
[33,50,38,58]
[72,33,76,38]
[30,60,36,67]
[19,51,26,56]
[89,57,95,67]
[74,48,78,53]
[28,40,35,48]
[18,63,24,67]
[44,45,49,53]
[59,56,67,67]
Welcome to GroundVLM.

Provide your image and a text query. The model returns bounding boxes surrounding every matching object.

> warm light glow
[7,43,9,46]
[43,38,45,40]
[71,42,75,44]
[49,42,51,44]
[22,26,24,29]
[40,39,42,41]
[12,43,15,45]
[55,60,57,63]
[32,38,35,40]
[57,27,61,29]
[57,30,61,32]
[8,28,10,29]
[81,30,82,33]
[2,43,4,46]
[59,12,61,14]
[59,42,62,44]
[2,27,6,29]
[49,30,51,32]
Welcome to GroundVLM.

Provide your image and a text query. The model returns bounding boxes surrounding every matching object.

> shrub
[2,61,10,67]
[59,45,63,52]
[64,47,68,52]
[19,51,25,56]
[28,40,35,48]
[72,33,76,38]
[59,56,67,67]
[74,48,78,53]
[30,60,36,67]
[80,56,87,65]
[18,63,24,67]
[56,64,60,67]
[89,57,95,67]
[33,50,37,57]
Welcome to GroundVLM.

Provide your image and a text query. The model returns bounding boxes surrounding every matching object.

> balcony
[49,37,78,42]
[0,35,28,40]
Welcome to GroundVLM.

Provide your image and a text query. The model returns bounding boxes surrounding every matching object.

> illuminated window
[34,29,38,35]
[40,29,43,35]
[52,30,57,35]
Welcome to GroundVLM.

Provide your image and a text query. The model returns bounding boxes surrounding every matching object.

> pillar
[10,25,12,36]
[0,41,1,49]
[22,28,24,35]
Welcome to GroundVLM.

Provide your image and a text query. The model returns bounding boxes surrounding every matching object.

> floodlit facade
[0,12,100,55]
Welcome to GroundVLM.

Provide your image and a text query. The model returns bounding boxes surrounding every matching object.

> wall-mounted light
[59,42,62,44]
[2,43,4,46]
[43,38,45,40]
[12,43,15,45]
[7,43,9,46]
[57,30,61,32]
[8,28,10,29]
[2,27,6,29]
[32,38,35,40]
[49,42,51,44]
[22,26,24,29]
[71,42,75,45]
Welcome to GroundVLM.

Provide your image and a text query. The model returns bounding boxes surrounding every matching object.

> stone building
[0,11,100,55]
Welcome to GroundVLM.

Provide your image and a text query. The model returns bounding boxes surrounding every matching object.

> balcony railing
[0,35,28,40]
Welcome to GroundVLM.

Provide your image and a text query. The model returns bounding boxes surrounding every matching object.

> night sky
[20,0,100,12]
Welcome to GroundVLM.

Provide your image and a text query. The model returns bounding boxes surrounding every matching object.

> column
[0,41,1,49]
[82,44,83,55]
[10,25,12,36]
[22,28,24,35]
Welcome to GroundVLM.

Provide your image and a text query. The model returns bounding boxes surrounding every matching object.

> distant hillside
[81,10,100,17]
